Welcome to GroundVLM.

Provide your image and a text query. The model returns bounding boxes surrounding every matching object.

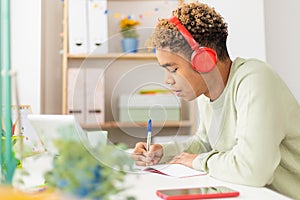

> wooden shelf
[61,0,195,142]
[67,53,157,59]
[81,120,192,130]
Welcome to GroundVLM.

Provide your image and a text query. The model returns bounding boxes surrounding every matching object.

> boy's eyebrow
[160,62,176,68]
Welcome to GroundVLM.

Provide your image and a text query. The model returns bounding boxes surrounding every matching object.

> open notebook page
[134,163,207,178]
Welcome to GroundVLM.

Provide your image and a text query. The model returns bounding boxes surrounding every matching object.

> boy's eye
[169,68,178,73]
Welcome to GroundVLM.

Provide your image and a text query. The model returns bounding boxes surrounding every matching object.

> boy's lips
[172,90,182,96]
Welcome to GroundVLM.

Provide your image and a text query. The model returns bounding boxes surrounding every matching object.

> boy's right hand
[131,142,163,166]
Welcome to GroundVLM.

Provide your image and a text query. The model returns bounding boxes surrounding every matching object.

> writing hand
[131,142,163,166]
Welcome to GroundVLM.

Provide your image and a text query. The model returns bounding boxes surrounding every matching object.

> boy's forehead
[156,49,190,63]
[156,50,176,63]
[156,50,192,70]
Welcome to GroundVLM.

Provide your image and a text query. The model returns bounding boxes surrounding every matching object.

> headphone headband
[168,16,217,73]
[168,16,199,50]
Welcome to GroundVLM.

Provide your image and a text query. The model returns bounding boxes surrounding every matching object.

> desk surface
[15,154,291,200]
[120,173,291,200]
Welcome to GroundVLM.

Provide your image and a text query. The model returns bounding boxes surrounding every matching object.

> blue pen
[146,119,152,152]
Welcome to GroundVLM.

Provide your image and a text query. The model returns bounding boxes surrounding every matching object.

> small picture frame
[11,105,45,157]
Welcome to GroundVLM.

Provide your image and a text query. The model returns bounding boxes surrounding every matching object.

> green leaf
[44,139,135,199]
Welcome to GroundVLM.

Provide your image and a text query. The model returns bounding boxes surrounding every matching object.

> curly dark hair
[147,2,229,61]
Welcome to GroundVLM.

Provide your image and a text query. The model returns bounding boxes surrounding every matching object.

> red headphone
[168,16,217,73]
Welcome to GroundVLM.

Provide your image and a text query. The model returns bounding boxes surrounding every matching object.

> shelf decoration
[119,17,140,53]
[0,0,18,184]
[108,0,175,20]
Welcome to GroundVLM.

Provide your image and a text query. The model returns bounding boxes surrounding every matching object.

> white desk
[14,154,292,200]
[120,172,291,200]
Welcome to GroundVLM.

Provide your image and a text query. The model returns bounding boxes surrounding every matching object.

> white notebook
[134,163,207,178]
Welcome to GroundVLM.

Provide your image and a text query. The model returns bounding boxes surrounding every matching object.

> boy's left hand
[168,152,198,168]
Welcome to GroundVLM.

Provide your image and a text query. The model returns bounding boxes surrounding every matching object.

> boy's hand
[131,142,163,166]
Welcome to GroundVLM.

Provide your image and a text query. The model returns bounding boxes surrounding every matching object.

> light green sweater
[160,57,300,199]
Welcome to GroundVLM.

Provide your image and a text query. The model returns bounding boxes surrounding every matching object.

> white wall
[8,0,300,114]
[264,0,300,103]
[10,0,41,113]
[188,0,266,61]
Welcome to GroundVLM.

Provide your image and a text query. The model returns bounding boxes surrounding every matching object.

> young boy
[131,2,300,199]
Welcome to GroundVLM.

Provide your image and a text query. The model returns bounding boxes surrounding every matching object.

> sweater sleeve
[159,132,211,164]
[159,96,212,164]
[200,63,286,186]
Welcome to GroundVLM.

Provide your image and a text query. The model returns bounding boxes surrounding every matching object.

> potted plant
[119,18,140,53]
[44,139,135,200]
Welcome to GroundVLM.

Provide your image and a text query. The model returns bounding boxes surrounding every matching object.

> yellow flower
[119,18,140,38]
[119,18,140,29]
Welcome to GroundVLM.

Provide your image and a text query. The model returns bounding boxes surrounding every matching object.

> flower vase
[121,38,138,53]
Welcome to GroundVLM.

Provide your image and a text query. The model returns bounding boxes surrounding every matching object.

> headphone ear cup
[191,47,217,73]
